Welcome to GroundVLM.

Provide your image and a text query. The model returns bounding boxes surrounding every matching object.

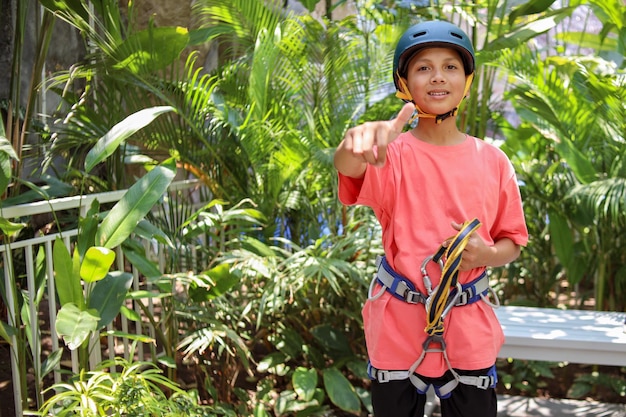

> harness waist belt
[371,255,489,306]
[368,362,498,398]
[367,363,409,383]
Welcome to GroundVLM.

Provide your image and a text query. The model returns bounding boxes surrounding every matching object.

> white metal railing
[0,179,201,415]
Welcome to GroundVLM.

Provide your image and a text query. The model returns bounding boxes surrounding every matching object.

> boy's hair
[393,20,475,92]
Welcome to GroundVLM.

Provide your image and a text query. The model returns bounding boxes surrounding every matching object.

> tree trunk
[0,0,16,102]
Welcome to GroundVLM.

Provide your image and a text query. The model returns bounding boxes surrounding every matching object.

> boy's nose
[431,70,445,83]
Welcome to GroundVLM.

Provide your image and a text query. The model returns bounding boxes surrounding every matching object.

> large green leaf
[122,240,162,280]
[310,324,352,357]
[111,27,189,74]
[241,236,276,257]
[189,263,241,302]
[53,238,83,308]
[88,271,133,329]
[487,15,563,51]
[297,0,318,13]
[548,210,573,271]
[84,106,175,173]
[96,159,176,248]
[55,303,100,350]
[76,199,100,258]
[293,367,317,402]
[133,219,174,247]
[589,0,626,37]
[508,0,559,25]
[101,329,155,345]
[0,218,26,238]
[0,136,18,196]
[567,178,626,227]
[80,246,116,283]
[0,155,10,199]
[0,320,16,345]
[556,31,618,52]
[554,137,597,184]
[322,367,360,414]
[41,349,63,379]
[565,244,588,286]
[1,175,73,206]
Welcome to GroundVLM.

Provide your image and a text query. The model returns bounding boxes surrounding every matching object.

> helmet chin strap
[396,73,474,125]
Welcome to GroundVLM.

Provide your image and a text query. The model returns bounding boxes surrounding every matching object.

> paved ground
[425,392,626,416]
[496,395,626,417]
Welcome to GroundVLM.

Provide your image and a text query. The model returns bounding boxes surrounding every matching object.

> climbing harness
[368,361,498,399]
[367,219,501,398]
[369,255,495,308]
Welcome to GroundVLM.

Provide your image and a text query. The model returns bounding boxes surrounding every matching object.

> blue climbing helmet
[393,20,475,124]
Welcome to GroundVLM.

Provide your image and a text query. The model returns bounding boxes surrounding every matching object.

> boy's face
[404,47,469,117]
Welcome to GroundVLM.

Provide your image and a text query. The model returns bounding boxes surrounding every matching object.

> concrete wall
[0,2,85,111]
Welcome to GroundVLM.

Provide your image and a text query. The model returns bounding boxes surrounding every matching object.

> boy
[334,20,528,417]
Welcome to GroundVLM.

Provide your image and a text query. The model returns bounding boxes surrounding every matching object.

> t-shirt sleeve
[337,161,391,209]
[337,172,365,206]
[492,162,529,247]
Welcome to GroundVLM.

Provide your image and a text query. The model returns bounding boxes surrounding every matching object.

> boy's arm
[478,237,521,268]
[446,222,521,270]
[334,103,414,178]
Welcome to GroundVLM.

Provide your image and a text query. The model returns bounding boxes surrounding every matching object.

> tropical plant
[498,0,626,310]
[0,105,178,413]
[50,106,176,374]
[36,343,220,417]
[498,358,559,394]
[176,206,382,415]
[190,0,411,245]
[141,197,268,385]
[1,130,58,409]
[37,0,191,193]
[568,369,626,400]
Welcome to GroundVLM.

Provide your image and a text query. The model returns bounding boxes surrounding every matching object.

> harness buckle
[476,376,492,390]
[368,363,410,383]
[372,256,429,304]
[405,290,426,304]
[457,370,497,390]
[376,370,390,383]
[455,287,471,306]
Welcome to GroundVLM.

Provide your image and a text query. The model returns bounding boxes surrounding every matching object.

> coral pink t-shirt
[338,132,528,377]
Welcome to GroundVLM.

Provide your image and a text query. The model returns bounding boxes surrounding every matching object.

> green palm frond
[501,45,625,182]
[192,3,405,241]
[191,0,284,60]
[565,178,626,229]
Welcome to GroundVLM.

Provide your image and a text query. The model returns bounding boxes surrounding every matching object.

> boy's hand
[445,221,490,271]
[341,102,414,167]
